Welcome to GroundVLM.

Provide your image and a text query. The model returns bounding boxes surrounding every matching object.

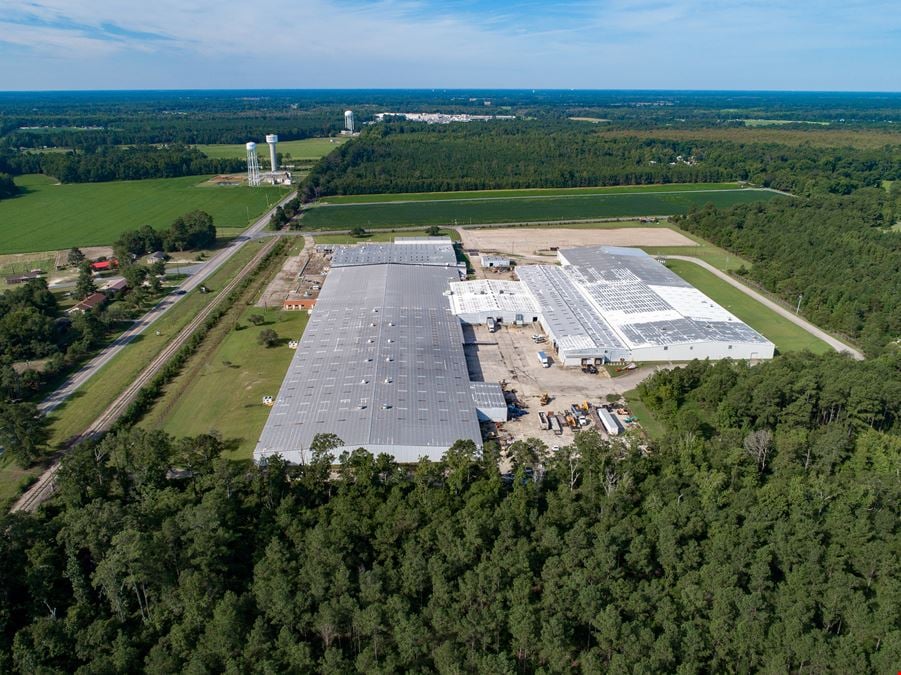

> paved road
[39,192,297,415]
[663,255,863,360]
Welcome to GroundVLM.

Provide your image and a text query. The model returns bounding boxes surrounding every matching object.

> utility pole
[796,293,803,313]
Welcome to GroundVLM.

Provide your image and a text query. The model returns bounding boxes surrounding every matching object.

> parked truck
[538,411,550,430]
[487,316,497,333]
[537,351,550,368]
[550,415,563,435]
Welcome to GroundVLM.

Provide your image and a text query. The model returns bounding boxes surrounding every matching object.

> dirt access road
[460,226,695,258]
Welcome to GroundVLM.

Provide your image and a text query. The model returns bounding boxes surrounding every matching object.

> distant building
[5,271,43,285]
[102,278,128,296]
[479,255,512,269]
[90,259,118,272]
[283,296,316,311]
[68,292,108,314]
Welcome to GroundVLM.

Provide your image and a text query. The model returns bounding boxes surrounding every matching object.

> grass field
[302,189,783,230]
[0,174,288,254]
[142,307,309,460]
[196,138,346,161]
[665,259,831,355]
[623,389,664,440]
[0,454,37,509]
[313,227,461,245]
[45,240,271,447]
[319,182,746,204]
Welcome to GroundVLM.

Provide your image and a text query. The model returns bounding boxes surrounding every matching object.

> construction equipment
[539,393,551,406]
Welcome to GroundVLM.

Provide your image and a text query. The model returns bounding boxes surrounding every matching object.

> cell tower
[265,134,278,172]
[344,110,355,134]
[246,142,261,186]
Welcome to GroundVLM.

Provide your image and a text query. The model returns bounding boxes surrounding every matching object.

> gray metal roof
[330,242,458,268]
[394,235,453,245]
[519,246,771,351]
[255,262,483,464]
[470,381,506,409]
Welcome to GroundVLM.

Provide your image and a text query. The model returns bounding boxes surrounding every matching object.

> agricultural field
[0,174,288,254]
[301,188,784,230]
[196,137,346,161]
[313,227,461,245]
[319,182,746,204]
[142,307,309,460]
[665,259,831,355]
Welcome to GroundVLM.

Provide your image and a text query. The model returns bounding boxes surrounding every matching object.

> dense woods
[300,122,900,199]
[0,351,897,671]
[0,145,243,184]
[0,172,16,200]
[674,188,901,354]
[114,210,217,258]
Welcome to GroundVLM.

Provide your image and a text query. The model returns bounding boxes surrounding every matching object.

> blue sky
[1,0,899,91]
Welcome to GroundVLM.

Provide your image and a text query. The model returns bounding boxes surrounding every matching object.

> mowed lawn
[196,137,346,161]
[320,182,747,204]
[0,174,288,254]
[301,189,784,230]
[147,308,309,460]
[666,260,832,355]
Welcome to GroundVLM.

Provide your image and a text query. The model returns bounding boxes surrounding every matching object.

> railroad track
[11,236,282,514]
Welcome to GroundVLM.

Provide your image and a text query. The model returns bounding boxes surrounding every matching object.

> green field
[142,307,309,460]
[320,182,746,204]
[666,259,831,355]
[302,188,783,230]
[196,137,346,161]
[313,227,461,245]
[0,174,288,254]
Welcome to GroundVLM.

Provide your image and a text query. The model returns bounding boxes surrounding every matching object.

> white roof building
[514,246,775,365]
[447,279,540,325]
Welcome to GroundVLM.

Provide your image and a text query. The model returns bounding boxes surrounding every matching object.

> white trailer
[598,408,622,436]
[537,351,550,368]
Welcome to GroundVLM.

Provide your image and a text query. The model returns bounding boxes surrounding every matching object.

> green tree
[74,262,96,300]
[67,247,85,267]
[0,401,50,467]
[258,328,279,347]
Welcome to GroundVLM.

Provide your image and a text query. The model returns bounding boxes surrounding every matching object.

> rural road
[39,192,298,416]
[664,255,863,360]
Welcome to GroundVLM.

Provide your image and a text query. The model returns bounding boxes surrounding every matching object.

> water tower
[265,134,279,173]
[344,110,355,134]
[246,142,261,186]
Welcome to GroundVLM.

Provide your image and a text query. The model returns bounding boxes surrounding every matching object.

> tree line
[0,349,897,672]
[673,187,900,355]
[113,210,217,260]
[299,122,900,200]
[0,145,243,184]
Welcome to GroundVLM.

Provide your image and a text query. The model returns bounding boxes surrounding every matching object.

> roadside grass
[0,454,38,510]
[623,389,665,441]
[665,259,831,354]
[0,174,288,254]
[313,227,461,245]
[301,189,783,230]
[142,307,309,460]
[319,182,746,204]
[196,138,346,161]
[640,224,754,273]
[44,240,268,447]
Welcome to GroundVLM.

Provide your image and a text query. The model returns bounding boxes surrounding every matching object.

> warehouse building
[516,246,775,364]
[255,242,505,465]
[447,279,540,325]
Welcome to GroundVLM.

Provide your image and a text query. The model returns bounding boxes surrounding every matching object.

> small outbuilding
[479,255,512,269]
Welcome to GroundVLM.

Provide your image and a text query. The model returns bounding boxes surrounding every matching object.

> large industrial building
[256,240,773,465]
[254,240,504,464]
[458,245,774,364]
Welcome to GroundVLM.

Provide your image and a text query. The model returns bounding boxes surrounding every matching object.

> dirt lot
[463,323,662,448]
[461,227,695,257]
